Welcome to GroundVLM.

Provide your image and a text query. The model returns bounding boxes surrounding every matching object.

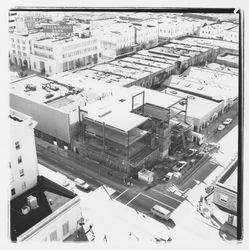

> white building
[198,22,238,42]
[223,26,239,43]
[9,109,83,242]
[9,16,44,68]
[30,36,100,75]
[9,109,38,199]
[158,17,204,40]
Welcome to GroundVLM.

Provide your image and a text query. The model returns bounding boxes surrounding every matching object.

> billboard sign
[43,24,73,35]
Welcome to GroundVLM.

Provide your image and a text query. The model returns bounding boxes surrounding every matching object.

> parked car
[173,161,187,172]
[163,172,173,182]
[185,148,198,157]
[196,151,205,159]
[217,124,226,131]
[205,185,214,194]
[223,118,233,125]
[74,178,90,191]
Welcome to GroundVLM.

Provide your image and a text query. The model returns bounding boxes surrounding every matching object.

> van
[150,205,171,220]
[74,178,90,191]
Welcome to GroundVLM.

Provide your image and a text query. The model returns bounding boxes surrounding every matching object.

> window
[11,188,16,196]
[23,52,27,57]
[22,47,26,50]
[12,44,15,48]
[15,141,20,150]
[34,62,36,69]
[17,39,20,43]
[18,156,22,164]
[22,41,25,45]
[19,169,24,177]
[62,221,69,236]
[11,38,14,42]
[9,162,11,168]
[18,51,21,55]
[17,45,20,50]
[50,230,57,241]
[49,66,52,73]
[12,50,16,54]
[22,182,26,190]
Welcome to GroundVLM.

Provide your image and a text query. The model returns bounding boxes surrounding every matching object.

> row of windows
[11,38,25,44]
[34,50,53,59]
[12,44,26,50]
[34,44,53,52]
[12,50,27,57]
[62,46,98,58]
[63,39,97,51]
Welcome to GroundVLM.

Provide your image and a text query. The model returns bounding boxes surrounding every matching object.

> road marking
[114,188,130,200]
[141,193,175,210]
[151,189,182,203]
[126,193,141,205]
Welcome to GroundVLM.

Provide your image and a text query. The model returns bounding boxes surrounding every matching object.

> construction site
[71,86,193,178]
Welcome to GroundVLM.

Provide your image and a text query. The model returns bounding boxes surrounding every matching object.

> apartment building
[9,109,38,199]
[212,157,238,230]
[30,36,100,75]
[9,109,82,242]
[9,15,44,69]
[198,22,238,41]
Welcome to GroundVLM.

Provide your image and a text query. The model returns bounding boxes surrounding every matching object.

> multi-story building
[198,22,238,41]
[212,157,238,231]
[223,26,239,43]
[30,36,100,75]
[9,15,44,69]
[9,109,82,242]
[9,109,38,199]
[158,17,204,40]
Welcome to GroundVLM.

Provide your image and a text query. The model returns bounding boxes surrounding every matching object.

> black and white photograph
[4,2,246,248]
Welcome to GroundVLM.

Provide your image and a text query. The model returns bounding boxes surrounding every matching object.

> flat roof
[182,66,238,92]
[91,63,150,80]
[217,158,237,193]
[10,75,69,104]
[136,50,177,65]
[165,75,237,101]
[82,97,148,133]
[217,54,239,64]
[149,47,190,62]
[163,88,222,120]
[164,42,209,53]
[51,68,135,88]
[182,37,239,51]
[10,176,77,241]
[132,54,174,68]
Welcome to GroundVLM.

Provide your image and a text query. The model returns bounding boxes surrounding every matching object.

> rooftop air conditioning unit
[27,195,39,209]
[21,205,31,215]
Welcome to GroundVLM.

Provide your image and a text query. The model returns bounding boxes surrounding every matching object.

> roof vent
[21,205,31,215]
[27,195,39,209]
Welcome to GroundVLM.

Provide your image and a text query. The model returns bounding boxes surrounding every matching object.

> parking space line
[141,193,175,210]
[126,193,141,205]
[114,188,130,200]
[151,189,182,203]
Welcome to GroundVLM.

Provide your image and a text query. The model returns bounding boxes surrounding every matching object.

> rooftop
[217,53,239,65]
[82,96,149,133]
[163,88,222,120]
[10,75,68,104]
[10,176,77,241]
[165,75,237,102]
[149,47,190,62]
[181,37,239,51]
[216,157,237,193]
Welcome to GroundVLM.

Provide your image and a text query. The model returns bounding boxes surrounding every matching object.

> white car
[217,124,226,131]
[173,161,187,172]
[223,118,233,125]
[74,178,90,191]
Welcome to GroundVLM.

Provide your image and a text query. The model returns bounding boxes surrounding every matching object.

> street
[35,101,238,227]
